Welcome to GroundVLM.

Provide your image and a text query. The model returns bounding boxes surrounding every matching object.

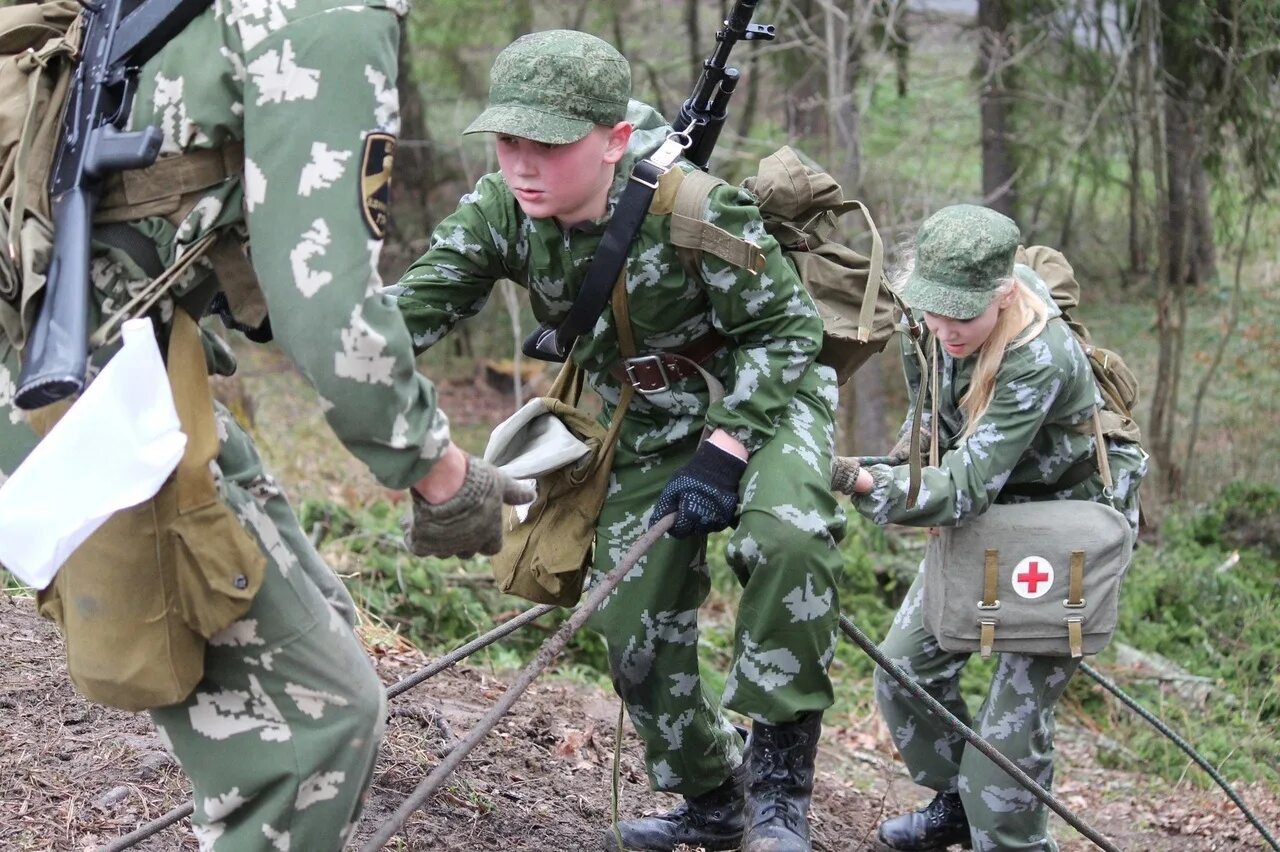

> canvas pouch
[487,359,632,608]
[922,499,1135,658]
[34,308,265,710]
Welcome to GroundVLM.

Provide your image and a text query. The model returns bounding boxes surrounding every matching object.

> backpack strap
[668,169,767,274]
[96,142,245,223]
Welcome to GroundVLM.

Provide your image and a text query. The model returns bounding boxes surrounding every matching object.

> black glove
[651,442,748,539]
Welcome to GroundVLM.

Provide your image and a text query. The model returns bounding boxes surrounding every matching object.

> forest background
[245,0,1280,796]
[8,0,1280,837]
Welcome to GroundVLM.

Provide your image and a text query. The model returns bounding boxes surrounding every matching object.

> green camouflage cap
[464,30,631,145]
[901,204,1021,320]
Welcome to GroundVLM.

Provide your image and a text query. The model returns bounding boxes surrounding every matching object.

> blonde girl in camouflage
[395,30,844,852]
[842,205,1145,852]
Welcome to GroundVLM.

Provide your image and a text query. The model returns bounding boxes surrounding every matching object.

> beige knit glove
[830,456,863,496]
[404,456,536,559]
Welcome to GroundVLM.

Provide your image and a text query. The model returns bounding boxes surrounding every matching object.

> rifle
[15,0,212,411]
[673,0,775,170]
[521,0,775,363]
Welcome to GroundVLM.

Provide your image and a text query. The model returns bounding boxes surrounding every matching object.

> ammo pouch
[34,308,265,710]
[486,360,633,607]
[922,500,1135,658]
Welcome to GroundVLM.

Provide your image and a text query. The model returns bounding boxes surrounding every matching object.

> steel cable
[1079,661,1280,851]
[838,614,1121,852]
[358,515,675,850]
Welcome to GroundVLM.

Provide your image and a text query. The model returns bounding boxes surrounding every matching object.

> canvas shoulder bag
[486,282,638,607]
[919,333,1136,658]
[922,498,1135,659]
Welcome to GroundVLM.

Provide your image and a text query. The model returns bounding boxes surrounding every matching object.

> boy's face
[496,122,632,227]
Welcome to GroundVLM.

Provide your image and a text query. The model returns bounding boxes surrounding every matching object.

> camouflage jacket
[854,267,1145,529]
[395,102,827,461]
[66,0,447,490]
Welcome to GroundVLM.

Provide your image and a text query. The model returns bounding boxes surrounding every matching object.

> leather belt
[608,332,726,394]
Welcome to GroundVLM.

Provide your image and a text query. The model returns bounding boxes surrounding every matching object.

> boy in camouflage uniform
[0,1,528,848]
[394,30,844,852]
[842,205,1146,852]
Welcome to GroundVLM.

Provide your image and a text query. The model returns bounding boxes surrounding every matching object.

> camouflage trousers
[875,569,1080,852]
[586,366,846,798]
[1,341,384,851]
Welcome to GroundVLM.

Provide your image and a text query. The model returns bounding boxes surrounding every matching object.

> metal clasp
[977,599,1001,611]
[624,354,671,394]
[1062,597,1087,609]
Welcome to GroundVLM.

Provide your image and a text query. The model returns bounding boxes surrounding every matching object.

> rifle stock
[14,189,94,410]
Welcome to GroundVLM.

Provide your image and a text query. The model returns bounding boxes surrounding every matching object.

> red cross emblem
[1012,556,1054,600]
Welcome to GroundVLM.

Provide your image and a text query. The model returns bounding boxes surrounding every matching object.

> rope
[1079,662,1280,852]
[358,515,675,850]
[837,614,1122,852]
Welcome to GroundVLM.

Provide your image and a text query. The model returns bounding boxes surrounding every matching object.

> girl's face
[923,288,1014,358]
[496,123,631,227]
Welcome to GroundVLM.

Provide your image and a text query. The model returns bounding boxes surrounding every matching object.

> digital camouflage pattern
[464,30,631,145]
[150,403,386,850]
[0,0,446,848]
[395,101,846,796]
[901,203,1022,321]
[853,268,1147,851]
[878,574,1079,852]
[855,269,1145,532]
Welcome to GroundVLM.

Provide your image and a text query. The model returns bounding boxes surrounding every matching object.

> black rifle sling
[522,158,665,362]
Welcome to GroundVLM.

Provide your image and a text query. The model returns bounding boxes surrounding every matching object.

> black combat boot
[741,711,823,852]
[874,790,971,851]
[602,760,747,852]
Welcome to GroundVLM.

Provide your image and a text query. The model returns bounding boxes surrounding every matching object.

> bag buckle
[624,355,671,394]
[977,598,1001,610]
[1062,597,1087,609]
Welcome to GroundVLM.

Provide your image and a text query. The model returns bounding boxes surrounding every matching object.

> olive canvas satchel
[917,324,1136,658]
[921,497,1135,659]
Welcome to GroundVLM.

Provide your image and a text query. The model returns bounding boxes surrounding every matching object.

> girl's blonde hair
[890,251,1049,443]
[956,276,1048,440]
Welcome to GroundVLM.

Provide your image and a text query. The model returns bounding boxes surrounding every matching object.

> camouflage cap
[464,30,631,145]
[901,204,1021,320]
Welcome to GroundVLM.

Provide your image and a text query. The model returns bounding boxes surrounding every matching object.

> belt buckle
[624,354,670,394]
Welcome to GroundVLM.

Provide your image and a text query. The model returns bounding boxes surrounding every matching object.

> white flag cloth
[0,317,187,589]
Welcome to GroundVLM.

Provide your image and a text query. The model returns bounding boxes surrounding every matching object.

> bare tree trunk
[1148,0,1196,498]
[388,20,432,243]
[511,0,533,38]
[978,0,1017,218]
[1188,154,1218,283]
[685,0,701,85]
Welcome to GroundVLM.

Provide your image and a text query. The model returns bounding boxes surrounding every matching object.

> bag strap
[524,134,691,361]
[603,278,636,440]
[6,32,79,268]
[669,169,767,273]
[167,306,220,513]
[96,142,245,222]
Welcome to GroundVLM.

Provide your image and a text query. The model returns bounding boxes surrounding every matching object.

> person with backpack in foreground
[0,0,530,848]
[836,204,1146,851]
[394,29,845,852]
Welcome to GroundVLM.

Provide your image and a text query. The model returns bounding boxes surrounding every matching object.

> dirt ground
[2,593,1277,852]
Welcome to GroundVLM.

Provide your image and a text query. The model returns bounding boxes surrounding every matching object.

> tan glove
[404,456,536,559]
[830,456,862,496]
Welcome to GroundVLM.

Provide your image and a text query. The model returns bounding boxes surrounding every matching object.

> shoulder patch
[360,132,396,239]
